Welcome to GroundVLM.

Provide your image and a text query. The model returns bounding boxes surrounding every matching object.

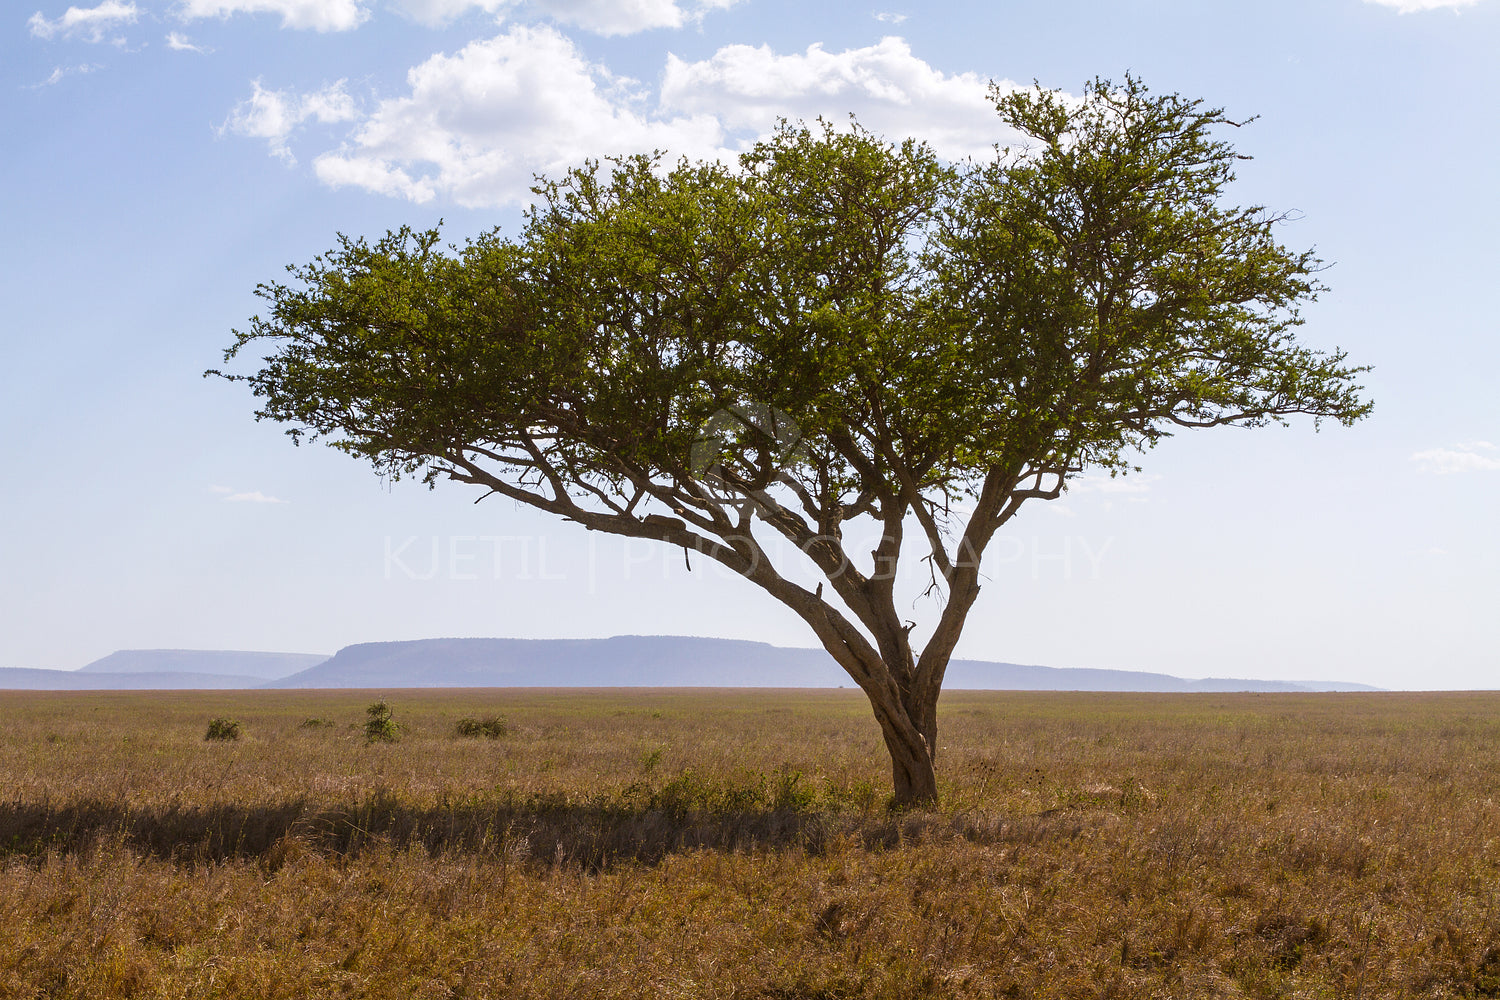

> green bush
[454,715,508,739]
[298,717,335,730]
[364,701,400,743]
[204,718,241,742]
[640,744,667,775]
[770,764,815,811]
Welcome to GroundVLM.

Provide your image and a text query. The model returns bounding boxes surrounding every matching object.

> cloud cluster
[389,0,740,33]
[387,0,504,25]
[307,29,1015,207]
[177,0,369,32]
[221,80,359,163]
[29,0,742,38]
[312,25,726,205]
[1411,442,1500,474]
[37,1,1018,208]
[528,0,739,35]
[661,36,1013,162]
[28,0,139,43]
[39,0,1011,211]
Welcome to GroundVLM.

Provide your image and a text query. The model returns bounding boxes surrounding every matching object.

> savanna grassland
[2,688,1499,999]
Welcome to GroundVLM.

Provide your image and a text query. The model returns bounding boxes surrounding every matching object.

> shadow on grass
[0,792,1107,870]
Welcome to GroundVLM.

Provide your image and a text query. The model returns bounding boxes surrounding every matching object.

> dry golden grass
[2,688,1499,998]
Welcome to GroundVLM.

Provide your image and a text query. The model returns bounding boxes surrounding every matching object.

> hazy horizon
[0,637,1418,692]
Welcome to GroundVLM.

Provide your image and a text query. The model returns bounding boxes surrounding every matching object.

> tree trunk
[749,558,946,808]
[882,725,938,806]
[872,683,941,808]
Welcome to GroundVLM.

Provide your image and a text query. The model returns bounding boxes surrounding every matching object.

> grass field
[2,687,1499,998]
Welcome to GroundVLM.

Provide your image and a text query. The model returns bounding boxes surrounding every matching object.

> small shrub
[826,777,880,812]
[640,744,667,775]
[299,717,335,730]
[204,718,240,742]
[651,769,715,818]
[454,715,508,739]
[364,701,400,743]
[771,764,815,811]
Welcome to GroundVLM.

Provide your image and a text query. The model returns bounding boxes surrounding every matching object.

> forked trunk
[882,724,938,806]
[872,682,941,808]
[760,555,953,808]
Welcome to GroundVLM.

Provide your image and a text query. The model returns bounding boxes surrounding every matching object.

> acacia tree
[217,77,1369,805]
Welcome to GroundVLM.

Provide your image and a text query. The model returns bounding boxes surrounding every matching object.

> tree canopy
[217,76,1371,805]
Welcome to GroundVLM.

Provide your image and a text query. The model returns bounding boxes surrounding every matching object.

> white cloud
[299,83,359,122]
[28,1,139,42]
[221,79,358,163]
[176,0,369,31]
[224,490,289,503]
[388,0,504,25]
[874,11,907,23]
[315,154,435,202]
[165,30,210,51]
[26,63,100,87]
[312,24,725,206]
[660,36,1019,161]
[297,30,1018,207]
[389,0,738,33]
[1363,0,1482,11]
[1411,441,1500,474]
[529,0,740,35]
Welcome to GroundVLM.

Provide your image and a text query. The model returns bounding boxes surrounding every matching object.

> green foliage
[204,718,240,742]
[454,715,508,739]
[219,75,1368,497]
[769,764,815,811]
[299,717,335,730]
[364,701,400,744]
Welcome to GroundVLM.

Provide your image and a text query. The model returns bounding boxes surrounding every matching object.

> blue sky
[2,0,1496,688]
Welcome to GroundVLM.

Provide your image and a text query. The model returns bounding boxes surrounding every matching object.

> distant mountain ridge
[0,649,330,691]
[267,636,1377,692]
[0,638,1380,692]
[78,649,328,680]
[268,636,841,689]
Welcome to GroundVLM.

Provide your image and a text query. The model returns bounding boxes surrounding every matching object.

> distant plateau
[0,637,1378,692]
